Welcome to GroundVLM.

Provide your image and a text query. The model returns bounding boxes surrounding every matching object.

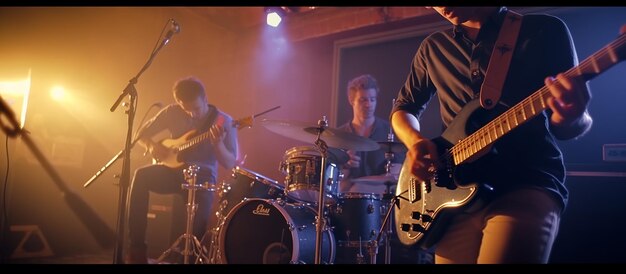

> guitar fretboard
[176,131,211,152]
[449,33,626,165]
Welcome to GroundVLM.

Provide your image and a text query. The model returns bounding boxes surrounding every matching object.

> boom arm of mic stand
[110,34,166,113]
[83,137,141,188]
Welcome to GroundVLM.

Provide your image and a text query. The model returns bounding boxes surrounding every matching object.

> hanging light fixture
[265,7,286,27]
[264,7,318,27]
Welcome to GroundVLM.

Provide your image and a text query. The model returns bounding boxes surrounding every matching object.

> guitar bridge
[409,177,421,203]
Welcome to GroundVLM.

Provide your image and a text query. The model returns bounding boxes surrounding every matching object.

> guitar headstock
[234,116,254,130]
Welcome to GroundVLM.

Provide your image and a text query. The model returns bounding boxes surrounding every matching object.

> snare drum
[279,146,341,204]
[217,167,285,218]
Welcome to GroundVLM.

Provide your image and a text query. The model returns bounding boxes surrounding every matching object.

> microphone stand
[83,103,161,188]
[109,28,172,264]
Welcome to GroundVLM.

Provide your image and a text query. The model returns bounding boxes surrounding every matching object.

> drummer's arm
[339,169,353,192]
[339,149,360,192]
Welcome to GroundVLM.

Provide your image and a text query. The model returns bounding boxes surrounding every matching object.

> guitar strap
[479,10,523,110]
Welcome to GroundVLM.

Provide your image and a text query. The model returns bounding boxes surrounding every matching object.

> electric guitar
[152,114,253,168]
[394,29,626,249]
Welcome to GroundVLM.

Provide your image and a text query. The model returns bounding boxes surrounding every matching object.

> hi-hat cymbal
[351,174,398,185]
[261,119,380,151]
[378,141,407,154]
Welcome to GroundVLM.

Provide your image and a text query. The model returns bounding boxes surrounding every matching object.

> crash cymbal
[351,174,398,185]
[261,119,380,151]
[378,141,407,154]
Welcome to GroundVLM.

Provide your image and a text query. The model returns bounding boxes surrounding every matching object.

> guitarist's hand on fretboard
[544,73,591,129]
[208,123,226,145]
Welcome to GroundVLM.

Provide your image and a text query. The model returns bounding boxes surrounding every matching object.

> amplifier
[603,144,626,162]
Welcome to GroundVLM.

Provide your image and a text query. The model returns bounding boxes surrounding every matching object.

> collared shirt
[391,7,579,209]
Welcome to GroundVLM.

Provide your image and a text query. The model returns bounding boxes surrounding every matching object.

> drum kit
[194,116,407,264]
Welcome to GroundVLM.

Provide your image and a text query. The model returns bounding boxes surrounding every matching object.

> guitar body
[394,99,496,248]
[152,112,227,168]
[155,130,198,168]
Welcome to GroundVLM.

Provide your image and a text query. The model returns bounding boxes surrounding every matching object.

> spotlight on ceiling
[265,7,317,27]
[265,7,286,27]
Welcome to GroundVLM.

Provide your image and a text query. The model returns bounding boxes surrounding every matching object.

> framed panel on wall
[330,21,447,140]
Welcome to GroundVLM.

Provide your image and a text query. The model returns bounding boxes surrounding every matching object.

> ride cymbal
[261,119,380,151]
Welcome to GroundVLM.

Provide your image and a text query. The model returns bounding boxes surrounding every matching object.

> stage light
[265,7,284,27]
[50,86,66,102]
[0,70,31,128]
[265,7,318,28]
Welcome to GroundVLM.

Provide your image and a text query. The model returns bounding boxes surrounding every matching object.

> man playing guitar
[125,76,239,264]
[390,7,623,263]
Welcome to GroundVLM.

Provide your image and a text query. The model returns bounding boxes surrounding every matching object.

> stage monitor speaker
[145,193,185,258]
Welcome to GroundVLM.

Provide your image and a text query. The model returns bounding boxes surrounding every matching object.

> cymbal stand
[381,131,397,264]
[157,165,211,264]
[375,189,398,265]
[204,180,230,264]
[313,116,329,264]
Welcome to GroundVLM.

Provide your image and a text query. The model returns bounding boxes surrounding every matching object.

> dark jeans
[127,164,214,249]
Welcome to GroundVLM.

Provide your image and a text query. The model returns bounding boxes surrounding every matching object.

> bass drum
[219,198,335,264]
[216,166,285,219]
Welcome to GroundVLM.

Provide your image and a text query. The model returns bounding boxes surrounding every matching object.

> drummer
[337,74,404,195]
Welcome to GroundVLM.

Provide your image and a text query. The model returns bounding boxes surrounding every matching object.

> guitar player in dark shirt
[390,7,604,263]
[125,76,238,264]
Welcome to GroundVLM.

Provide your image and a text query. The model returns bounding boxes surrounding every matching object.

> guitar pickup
[409,177,421,203]
[412,223,426,233]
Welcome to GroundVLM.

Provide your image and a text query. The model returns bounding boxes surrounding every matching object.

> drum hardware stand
[375,190,398,265]
[380,130,398,264]
[157,165,212,264]
[362,237,379,264]
[313,116,330,264]
[204,180,231,264]
[203,206,224,264]
[203,214,223,264]
[356,240,366,264]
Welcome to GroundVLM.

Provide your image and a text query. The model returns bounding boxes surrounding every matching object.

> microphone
[172,19,180,34]
[162,18,180,46]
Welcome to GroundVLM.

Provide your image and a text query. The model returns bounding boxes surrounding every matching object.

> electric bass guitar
[394,29,626,249]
